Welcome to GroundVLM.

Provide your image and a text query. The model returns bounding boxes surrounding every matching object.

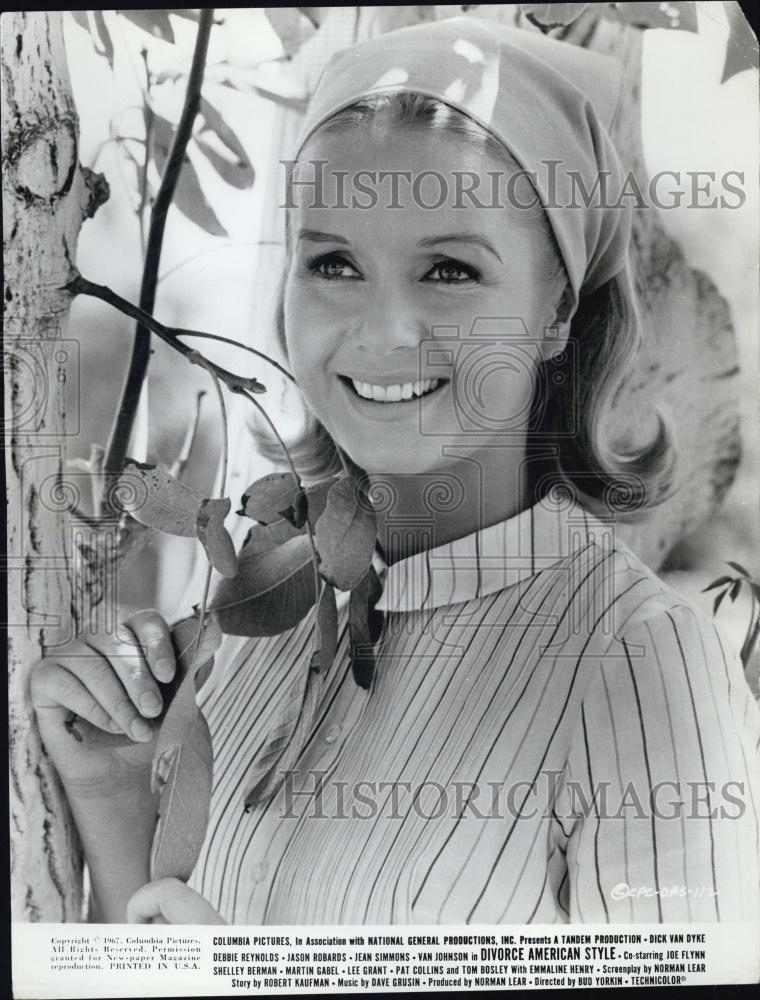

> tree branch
[64,274,265,396]
[103,9,215,481]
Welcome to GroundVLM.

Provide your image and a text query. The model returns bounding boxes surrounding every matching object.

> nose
[351,283,425,353]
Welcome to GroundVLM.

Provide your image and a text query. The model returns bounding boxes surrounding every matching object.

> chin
[342,440,451,477]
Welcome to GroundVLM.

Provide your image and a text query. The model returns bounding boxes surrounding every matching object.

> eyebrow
[417,233,503,263]
[296,229,503,263]
[297,229,349,245]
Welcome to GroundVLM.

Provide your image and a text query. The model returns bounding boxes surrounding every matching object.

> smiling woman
[29,13,760,928]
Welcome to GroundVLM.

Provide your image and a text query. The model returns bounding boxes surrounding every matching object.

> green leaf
[240,518,303,554]
[152,114,228,237]
[310,581,338,675]
[252,84,310,113]
[727,560,750,578]
[729,579,742,602]
[150,615,221,881]
[197,497,237,578]
[702,575,733,593]
[115,460,205,536]
[244,581,338,809]
[210,534,318,636]
[314,475,377,591]
[164,9,201,21]
[599,1,698,32]
[521,3,590,29]
[195,137,255,190]
[92,11,114,67]
[66,615,219,752]
[238,472,303,525]
[70,11,89,30]
[721,1,759,83]
[265,7,316,57]
[714,590,727,616]
[195,98,255,190]
[348,567,383,689]
[118,9,176,43]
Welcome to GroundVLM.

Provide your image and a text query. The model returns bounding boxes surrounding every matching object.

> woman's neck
[369,446,529,565]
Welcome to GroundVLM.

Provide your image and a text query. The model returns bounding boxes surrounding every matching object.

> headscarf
[293,16,631,312]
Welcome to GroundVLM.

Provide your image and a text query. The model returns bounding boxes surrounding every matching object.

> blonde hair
[255,93,675,515]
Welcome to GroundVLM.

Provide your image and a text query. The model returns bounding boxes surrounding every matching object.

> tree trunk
[3,10,108,921]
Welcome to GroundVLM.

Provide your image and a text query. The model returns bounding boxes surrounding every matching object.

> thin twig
[170,391,206,480]
[137,48,153,256]
[193,370,228,661]
[177,330,295,383]
[64,274,265,396]
[104,9,215,482]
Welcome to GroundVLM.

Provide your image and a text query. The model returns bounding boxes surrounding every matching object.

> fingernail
[155,657,175,681]
[140,692,163,717]
[131,718,153,742]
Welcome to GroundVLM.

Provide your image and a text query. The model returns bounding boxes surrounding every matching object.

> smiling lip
[337,374,448,414]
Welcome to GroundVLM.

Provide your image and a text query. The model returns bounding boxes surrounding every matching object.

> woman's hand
[29,609,176,795]
[127,878,227,924]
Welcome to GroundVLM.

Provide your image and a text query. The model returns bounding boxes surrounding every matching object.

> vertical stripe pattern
[187,489,760,924]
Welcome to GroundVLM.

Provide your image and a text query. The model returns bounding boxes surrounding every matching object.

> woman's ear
[538,283,573,361]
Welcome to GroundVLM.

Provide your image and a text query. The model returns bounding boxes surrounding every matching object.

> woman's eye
[424,260,479,284]
[307,253,361,280]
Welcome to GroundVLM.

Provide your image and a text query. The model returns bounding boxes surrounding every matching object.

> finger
[123,609,176,683]
[30,660,134,738]
[126,878,226,924]
[88,629,165,722]
[41,652,155,743]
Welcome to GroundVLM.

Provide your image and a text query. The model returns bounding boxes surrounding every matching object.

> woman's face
[283,126,566,476]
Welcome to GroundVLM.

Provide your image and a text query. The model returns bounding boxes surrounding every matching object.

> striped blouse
[187,487,760,925]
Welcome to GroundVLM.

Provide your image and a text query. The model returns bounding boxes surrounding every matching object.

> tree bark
[3,10,108,921]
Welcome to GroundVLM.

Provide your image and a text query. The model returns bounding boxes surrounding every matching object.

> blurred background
[62,6,758,663]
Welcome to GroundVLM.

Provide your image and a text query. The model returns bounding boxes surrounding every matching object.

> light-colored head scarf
[294,16,631,312]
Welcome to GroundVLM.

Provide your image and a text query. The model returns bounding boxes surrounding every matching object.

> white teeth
[349,377,440,401]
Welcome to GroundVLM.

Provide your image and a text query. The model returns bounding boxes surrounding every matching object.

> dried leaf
[314,475,377,591]
[210,534,318,636]
[239,472,303,524]
[70,11,89,30]
[348,567,383,689]
[118,9,176,43]
[150,616,221,881]
[197,497,237,578]
[115,460,204,536]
